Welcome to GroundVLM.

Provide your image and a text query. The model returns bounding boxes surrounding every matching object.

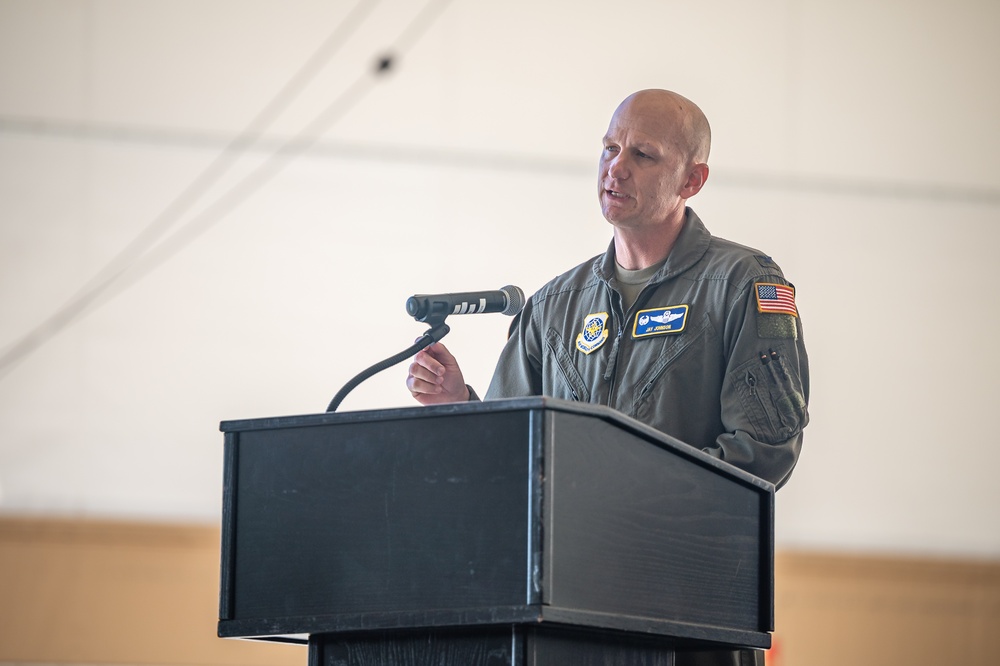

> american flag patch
[755,283,797,316]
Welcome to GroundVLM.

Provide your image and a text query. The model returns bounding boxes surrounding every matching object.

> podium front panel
[221,408,541,633]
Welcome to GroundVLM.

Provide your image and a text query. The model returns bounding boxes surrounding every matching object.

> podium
[218,397,774,664]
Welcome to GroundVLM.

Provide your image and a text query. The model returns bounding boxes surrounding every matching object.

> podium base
[307,626,764,666]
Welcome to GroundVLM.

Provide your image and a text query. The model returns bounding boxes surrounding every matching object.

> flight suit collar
[595,207,712,284]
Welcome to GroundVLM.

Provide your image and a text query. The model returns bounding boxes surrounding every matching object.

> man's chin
[602,207,635,227]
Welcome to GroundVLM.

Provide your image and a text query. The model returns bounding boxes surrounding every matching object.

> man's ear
[682,163,710,199]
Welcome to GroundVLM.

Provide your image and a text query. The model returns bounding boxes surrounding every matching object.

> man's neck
[612,214,687,270]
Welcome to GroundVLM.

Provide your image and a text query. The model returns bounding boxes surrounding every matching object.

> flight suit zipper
[603,326,624,404]
[602,277,661,408]
[602,284,628,405]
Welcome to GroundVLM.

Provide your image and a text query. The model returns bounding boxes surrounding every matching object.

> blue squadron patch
[633,305,689,338]
[576,312,609,355]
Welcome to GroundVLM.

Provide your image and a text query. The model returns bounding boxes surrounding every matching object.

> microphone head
[500,285,526,316]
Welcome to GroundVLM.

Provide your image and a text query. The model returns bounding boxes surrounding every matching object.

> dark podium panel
[218,397,774,658]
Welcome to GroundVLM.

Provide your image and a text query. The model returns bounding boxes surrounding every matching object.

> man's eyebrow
[601,136,660,154]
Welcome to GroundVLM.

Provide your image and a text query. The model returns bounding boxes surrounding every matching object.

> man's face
[598,96,692,230]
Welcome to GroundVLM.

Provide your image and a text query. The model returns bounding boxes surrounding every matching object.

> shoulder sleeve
[484,299,544,399]
[705,275,810,488]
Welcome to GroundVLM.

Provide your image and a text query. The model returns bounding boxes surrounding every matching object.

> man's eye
[637,151,651,159]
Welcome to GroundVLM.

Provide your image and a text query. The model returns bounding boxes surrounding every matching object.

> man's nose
[608,155,629,179]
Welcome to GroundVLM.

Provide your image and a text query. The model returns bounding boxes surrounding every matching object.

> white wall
[1,0,998,557]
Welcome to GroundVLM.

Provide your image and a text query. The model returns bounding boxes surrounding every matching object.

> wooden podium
[218,397,774,664]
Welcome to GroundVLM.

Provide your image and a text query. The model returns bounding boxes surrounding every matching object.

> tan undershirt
[614,259,665,312]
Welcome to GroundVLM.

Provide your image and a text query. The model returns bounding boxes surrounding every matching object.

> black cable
[0,0,454,380]
[84,0,384,291]
[326,321,450,413]
[0,0,381,380]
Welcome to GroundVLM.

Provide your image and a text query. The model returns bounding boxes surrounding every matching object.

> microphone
[406,285,525,323]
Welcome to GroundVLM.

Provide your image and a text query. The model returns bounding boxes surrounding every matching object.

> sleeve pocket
[730,345,808,444]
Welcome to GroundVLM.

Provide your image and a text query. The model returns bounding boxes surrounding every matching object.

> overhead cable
[0,0,454,380]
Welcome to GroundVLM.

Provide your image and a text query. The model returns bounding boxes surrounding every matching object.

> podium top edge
[219,397,773,492]
[221,396,550,431]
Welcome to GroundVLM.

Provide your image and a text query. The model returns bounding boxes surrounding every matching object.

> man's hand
[406,342,471,404]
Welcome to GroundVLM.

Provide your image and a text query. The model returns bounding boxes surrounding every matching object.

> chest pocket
[631,313,715,413]
[545,328,591,402]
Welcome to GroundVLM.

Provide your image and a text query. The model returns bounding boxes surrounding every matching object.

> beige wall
[1,517,998,666]
[772,551,1000,666]
[0,517,303,665]
[1,1,999,561]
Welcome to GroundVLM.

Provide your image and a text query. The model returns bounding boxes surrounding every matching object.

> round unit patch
[576,312,609,355]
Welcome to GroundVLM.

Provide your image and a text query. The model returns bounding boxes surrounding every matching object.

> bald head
[599,89,713,239]
[614,89,711,165]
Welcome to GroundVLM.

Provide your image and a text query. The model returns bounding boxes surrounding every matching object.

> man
[407,89,809,663]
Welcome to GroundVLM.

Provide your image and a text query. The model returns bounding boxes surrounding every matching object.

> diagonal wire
[0,0,381,379]
[0,0,453,380]
[97,0,385,281]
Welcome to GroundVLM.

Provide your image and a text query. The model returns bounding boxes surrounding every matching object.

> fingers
[407,349,445,393]
[406,342,469,404]
[406,345,447,403]
[420,341,457,367]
